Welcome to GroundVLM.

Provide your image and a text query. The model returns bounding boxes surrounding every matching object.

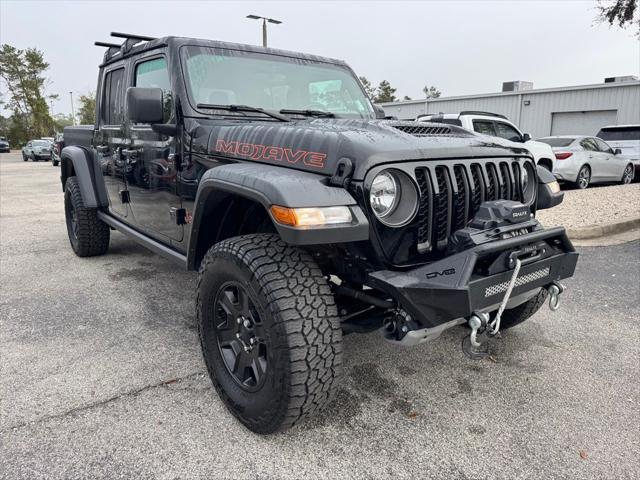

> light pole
[69,91,75,125]
[246,14,282,48]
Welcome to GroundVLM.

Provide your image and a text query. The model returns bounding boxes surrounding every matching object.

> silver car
[537,135,634,189]
[21,139,52,162]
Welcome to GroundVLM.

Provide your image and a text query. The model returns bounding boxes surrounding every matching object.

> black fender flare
[187,163,369,269]
[60,146,108,208]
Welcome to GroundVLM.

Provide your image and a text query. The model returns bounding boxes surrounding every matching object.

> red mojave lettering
[215,139,327,168]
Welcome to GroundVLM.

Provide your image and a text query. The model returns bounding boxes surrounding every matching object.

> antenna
[110,32,156,42]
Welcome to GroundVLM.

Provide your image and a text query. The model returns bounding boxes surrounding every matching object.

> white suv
[595,125,639,176]
[417,111,555,170]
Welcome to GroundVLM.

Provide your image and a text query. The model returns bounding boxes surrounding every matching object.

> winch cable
[488,257,522,336]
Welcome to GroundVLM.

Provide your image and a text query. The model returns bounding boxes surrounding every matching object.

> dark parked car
[51,133,64,166]
[0,136,10,153]
[60,32,577,434]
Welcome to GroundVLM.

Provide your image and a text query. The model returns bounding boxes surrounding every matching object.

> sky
[1,0,639,116]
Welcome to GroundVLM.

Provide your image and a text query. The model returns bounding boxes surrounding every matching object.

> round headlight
[521,162,536,204]
[369,169,419,227]
[370,171,398,218]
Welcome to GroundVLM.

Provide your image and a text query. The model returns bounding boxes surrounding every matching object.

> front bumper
[367,227,578,328]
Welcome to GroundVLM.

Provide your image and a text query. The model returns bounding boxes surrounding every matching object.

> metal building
[379,79,640,139]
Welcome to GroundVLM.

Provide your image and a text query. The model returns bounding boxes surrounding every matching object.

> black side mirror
[614,148,622,155]
[126,87,164,124]
[522,133,531,142]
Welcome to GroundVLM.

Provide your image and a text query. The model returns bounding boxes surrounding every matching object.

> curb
[567,217,640,240]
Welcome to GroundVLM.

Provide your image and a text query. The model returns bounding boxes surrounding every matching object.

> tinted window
[495,122,522,142]
[102,68,125,125]
[580,138,599,151]
[135,57,172,123]
[473,120,497,136]
[594,138,613,153]
[596,127,640,141]
[538,137,575,147]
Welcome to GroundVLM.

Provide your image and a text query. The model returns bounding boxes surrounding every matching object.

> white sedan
[537,135,634,189]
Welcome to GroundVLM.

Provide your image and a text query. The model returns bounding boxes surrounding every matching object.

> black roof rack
[110,32,156,42]
[94,41,121,48]
[458,111,508,120]
[94,33,158,65]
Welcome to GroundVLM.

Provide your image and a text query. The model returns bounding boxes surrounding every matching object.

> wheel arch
[186,163,369,270]
[60,146,108,208]
[537,157,553,171]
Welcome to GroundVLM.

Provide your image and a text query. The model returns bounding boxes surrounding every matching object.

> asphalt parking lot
[1,152,639,479]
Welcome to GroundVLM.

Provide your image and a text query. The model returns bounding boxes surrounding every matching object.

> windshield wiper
[279,109,335,118]
[196,103,290,122]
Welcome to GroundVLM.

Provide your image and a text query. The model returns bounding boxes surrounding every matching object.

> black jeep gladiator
[61,32,578,434]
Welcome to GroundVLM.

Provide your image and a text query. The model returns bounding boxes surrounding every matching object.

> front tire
[575,165,591,189]
[197,234,343,434]
[64,177,110,257]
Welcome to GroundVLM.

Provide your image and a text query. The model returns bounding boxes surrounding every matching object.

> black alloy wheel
[214,281,268,391]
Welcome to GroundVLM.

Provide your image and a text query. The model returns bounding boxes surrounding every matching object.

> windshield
[181,46,374,119]
[33,140,50,147]
[538,137,575,147]
[596,127,640,142]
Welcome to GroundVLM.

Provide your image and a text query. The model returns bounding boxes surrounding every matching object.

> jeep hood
[187,118,532,180]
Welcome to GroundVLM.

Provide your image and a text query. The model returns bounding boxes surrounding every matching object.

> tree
[596,0,639,32]
[53,113,75,131]
[422,85,442,99]
[374,80,397,103]
[358,76,376,99]
[0,44,56,142]
[77,92,96,125]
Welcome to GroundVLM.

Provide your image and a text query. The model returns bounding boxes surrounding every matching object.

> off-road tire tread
[197,234,343,433]
[497,288,549,330]
[65,177,110,257]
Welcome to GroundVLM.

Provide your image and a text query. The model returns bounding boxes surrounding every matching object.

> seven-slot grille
[414,160,526,253]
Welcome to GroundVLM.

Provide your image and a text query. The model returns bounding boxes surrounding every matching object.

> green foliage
[54,113,75,131]
[358,76,377,99]
[77,92,96,125]
[374,80,397,103]
[423,85,442,99]
[0,43,56,145]
[597,0,638,32]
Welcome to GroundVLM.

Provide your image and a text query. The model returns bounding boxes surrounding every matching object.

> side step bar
[97,211,187,268]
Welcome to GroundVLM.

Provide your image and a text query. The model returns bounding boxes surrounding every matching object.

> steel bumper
[367,227,579,329]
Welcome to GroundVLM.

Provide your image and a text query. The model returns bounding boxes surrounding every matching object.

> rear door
[95,65,129,217]
[125,54,182,242]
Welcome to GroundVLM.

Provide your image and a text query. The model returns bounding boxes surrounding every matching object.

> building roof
[379,80,640,106]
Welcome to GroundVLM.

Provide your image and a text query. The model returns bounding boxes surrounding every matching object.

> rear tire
[197,234,343,434]
[491,288,548,330]
[52,160,59,167]
[64,177,110,257]
[575,165,591,189]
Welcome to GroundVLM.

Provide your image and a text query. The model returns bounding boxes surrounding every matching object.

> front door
[594,137,620,180]
[96,65,129,218]
[125,55,182,242]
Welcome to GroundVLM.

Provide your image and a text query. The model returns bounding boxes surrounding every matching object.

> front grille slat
[415,168,433,252]
[412,158,533,257]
